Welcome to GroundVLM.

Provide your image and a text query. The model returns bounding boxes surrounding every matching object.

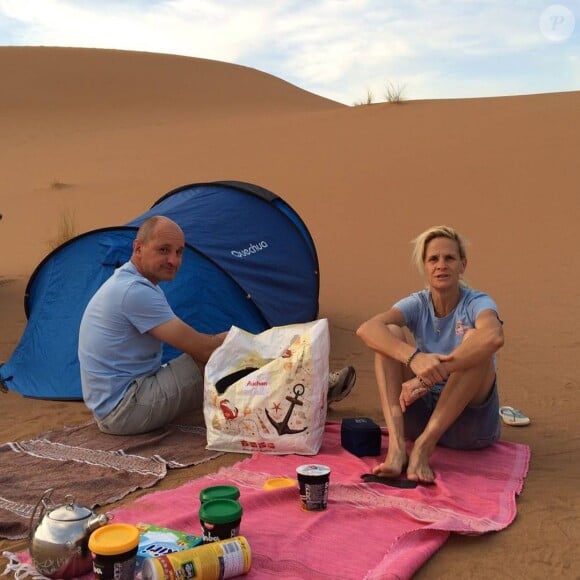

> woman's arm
[356,307,417,364]
[357,308,450,385]
[440,309,504,373]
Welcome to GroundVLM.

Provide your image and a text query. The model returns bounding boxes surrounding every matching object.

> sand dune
[1,47,579,578]
[0,47,341,114]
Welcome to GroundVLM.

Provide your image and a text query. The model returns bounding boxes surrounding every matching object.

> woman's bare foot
[407,440,436,483]
[372,446,408,478]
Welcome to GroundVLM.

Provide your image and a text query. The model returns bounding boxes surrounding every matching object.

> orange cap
[89,523,140,556]
[263,477,298,491]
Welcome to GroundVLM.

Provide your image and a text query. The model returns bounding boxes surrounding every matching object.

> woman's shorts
[403,381,501,450]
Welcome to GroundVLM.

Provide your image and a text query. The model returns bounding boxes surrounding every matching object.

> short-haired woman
[356,225,504,483]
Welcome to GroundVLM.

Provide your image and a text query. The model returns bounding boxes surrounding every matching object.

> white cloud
[0,0,275,61]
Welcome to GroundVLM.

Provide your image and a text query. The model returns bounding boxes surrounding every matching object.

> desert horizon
[1,47,579,578]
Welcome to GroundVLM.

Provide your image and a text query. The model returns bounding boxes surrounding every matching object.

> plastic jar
[198,499,243,542]
[88,523,140,580]
[296,464,331,511]
[199,485,240,504]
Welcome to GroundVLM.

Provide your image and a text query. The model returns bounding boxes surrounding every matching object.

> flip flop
[360,473,418,489]
[499,405,530,426]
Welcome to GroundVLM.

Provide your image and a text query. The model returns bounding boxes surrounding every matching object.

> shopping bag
[204,319,330,455]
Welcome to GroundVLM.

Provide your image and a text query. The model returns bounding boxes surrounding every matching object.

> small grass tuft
[353,88,375,106]
[385,81,406,103]
[50,179,72,190]
[47,208,77,251]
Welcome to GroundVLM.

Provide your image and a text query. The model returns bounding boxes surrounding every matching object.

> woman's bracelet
[405,347,420,367]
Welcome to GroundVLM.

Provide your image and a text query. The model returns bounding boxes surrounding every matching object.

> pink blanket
[7,422,529,580]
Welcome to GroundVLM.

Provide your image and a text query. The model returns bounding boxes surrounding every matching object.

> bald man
[79,216,355,435]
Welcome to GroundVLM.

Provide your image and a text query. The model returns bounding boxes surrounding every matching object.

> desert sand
[1,46,579,578]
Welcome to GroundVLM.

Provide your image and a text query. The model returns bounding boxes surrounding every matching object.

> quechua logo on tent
[231,241,269,258]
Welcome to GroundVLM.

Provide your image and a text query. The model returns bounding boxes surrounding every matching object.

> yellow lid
[88,523,140,555]
[263,477,297,491]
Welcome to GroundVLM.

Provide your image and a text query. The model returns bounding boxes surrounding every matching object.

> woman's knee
[461,328,477,342]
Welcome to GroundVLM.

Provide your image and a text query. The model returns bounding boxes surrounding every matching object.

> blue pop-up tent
[0,181,319,400]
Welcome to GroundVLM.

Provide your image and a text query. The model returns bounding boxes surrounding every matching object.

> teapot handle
[28,488,55,541]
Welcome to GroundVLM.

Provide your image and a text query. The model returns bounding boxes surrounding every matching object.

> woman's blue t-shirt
[393,287,500,392]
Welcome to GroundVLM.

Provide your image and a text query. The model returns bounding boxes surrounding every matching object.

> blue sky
[0,0,578,105]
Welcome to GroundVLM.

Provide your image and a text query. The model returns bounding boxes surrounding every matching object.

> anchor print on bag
[265,383,308,436]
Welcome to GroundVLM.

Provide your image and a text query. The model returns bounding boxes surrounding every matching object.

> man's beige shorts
[97,354,203,435]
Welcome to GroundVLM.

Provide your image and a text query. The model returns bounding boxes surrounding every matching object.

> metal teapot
[29,488,110,578]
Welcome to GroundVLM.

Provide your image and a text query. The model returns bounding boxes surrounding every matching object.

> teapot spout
[86,513,109,535]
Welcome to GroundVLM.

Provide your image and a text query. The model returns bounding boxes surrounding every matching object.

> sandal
[361,473,418,488]
[499,406,530,426]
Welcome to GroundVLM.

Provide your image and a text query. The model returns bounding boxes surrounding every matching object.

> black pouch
[341,417,382,457]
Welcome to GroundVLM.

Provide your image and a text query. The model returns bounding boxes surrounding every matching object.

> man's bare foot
[407,441,436,483]
[372,447,408,478]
